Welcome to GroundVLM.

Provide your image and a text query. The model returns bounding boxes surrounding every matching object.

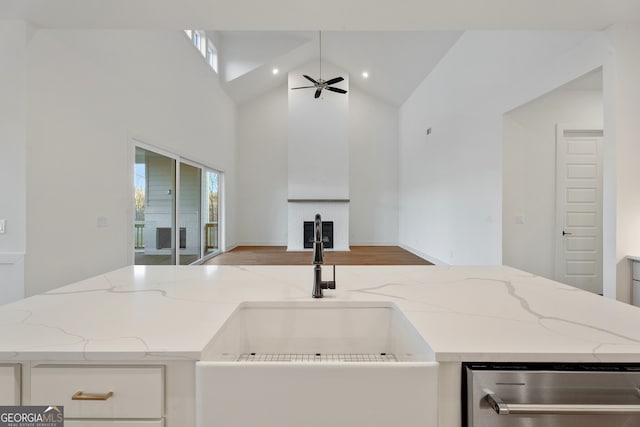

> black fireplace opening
[303,221,334,249]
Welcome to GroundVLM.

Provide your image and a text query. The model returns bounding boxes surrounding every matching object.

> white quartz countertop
[1,265,640,363]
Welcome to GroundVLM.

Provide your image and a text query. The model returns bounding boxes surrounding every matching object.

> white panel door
[555,126,603,294]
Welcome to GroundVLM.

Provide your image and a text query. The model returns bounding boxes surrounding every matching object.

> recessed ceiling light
[362,71,369,79]
[272,68,279,75]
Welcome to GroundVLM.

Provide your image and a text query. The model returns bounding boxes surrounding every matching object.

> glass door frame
[177,158,203,265]
[133,143,178,266]
[200,168,224,263]
[131,139,224,266]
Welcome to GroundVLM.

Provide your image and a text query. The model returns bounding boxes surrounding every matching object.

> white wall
[503,86,603,279]
[288,62,349,199]
[236,84,289,246]
[399,31,606,265]
[0,21,29,304]
[605,24,640,302]
[349,86,399,245]
[236,82,399,247]
[25,29,237,295]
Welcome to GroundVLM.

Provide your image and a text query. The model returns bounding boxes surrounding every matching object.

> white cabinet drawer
[0,364,20,405]
[66,421,164,427]
[31,365,164,419]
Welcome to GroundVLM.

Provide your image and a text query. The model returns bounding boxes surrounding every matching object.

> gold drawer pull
[72,391,114,401]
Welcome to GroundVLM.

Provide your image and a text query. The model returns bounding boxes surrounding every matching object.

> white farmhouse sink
[196,301,438,427]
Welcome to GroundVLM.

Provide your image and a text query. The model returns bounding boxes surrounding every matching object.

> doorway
[502,68,604,288]
[133,144,223,265]
[555,126,604,294]
[134,147,177,265]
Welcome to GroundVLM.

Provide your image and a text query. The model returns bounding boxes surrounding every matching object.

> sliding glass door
[133,144,222,265]
[134,147,177,265]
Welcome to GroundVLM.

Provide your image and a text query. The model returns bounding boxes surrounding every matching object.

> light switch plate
[0,219,5,234]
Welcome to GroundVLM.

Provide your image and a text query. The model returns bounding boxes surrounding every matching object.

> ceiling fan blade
[324,76,344,86]
[291,86,315,90]
[314,88,322,98]
[325,87,347,94]
[303,75,319,85]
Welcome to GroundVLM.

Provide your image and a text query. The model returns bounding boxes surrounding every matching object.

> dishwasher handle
[487,392,640,415]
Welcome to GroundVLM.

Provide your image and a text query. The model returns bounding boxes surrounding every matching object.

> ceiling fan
[291,31,347,99]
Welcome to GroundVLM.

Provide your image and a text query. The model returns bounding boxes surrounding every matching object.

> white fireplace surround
[287,200,350,251]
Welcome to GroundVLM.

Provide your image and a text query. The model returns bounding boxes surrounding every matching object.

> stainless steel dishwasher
[464,363,640,427]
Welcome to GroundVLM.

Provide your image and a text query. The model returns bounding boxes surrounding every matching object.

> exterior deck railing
[135,221,218,252]
[205,222,218,250]
[134,221,145,249]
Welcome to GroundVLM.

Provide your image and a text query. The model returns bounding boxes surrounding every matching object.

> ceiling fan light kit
[291,31,348,99]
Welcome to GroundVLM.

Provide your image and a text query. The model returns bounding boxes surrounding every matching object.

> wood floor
[204,246,432,266]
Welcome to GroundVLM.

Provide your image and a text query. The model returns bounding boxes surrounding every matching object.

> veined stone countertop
[1,265,640,363]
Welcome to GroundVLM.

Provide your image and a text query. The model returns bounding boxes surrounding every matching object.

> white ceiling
[2,0,639,30]
[218,31,462,105]
[2,0,634,105]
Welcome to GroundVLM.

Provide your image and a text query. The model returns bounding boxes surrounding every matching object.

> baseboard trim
[233,243,400,248]
[348,242,399,246]
[233,242,288,247]
[399,244,448,266]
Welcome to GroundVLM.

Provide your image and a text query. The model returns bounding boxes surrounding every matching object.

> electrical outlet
[0,219,5,234]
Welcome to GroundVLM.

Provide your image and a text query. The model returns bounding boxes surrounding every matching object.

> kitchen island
[1,265,640,426]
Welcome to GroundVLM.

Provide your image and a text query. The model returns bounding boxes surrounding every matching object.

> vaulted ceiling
[2,0,635,105]
[2,0,639,30]
[216,31,462,105]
